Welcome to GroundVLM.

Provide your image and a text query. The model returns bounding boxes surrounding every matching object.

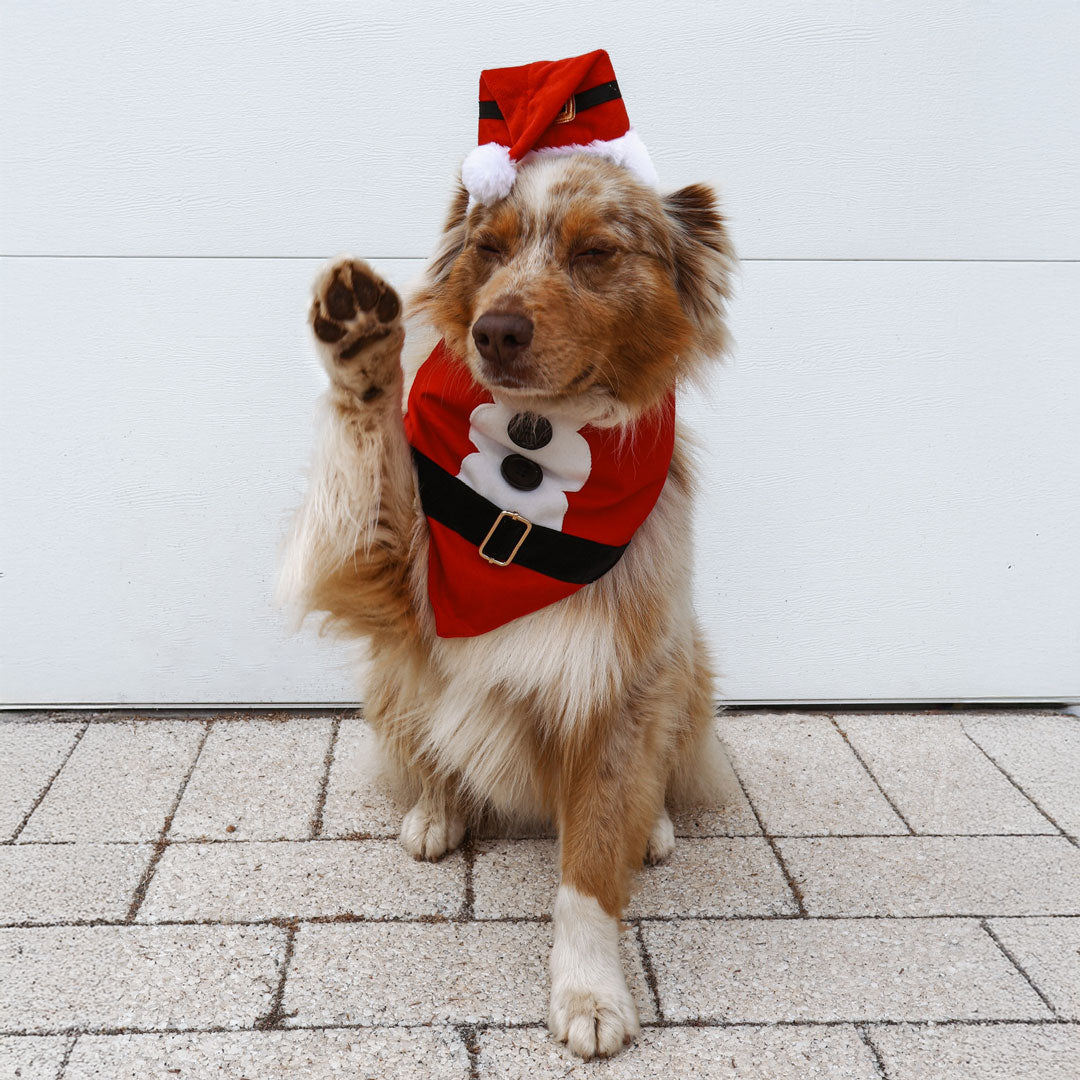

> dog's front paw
[309,258,403,401]
[549,979,640,1060]
[399,799,465,861]
[549,885,639,1059]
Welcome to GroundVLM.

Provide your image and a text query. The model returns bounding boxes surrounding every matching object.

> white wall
[2,1,1078,705]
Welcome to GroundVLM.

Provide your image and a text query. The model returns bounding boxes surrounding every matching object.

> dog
[279,139,734,1057]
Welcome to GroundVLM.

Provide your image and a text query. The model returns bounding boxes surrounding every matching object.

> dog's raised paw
[309,258,403,398]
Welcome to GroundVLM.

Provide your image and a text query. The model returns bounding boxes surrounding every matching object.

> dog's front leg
[549,727,662,1058]
[279,259,418,634]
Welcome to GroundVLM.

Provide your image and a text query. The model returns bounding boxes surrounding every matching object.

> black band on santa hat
[478,79,622,121]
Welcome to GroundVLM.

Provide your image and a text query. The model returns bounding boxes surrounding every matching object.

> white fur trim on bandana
[462,129,658,206]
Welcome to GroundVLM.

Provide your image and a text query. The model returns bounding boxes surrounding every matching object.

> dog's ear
[661,184,736,356]
[426,180,470,285]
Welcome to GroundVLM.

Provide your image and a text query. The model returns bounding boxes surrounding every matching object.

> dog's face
[415,155,735,417]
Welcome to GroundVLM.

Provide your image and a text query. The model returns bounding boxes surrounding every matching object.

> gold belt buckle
[479,510,532,566]
[554,96,576,124]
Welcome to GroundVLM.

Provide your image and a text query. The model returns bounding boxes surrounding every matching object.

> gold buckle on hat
[555,96,576,124]
[479,510,533,566]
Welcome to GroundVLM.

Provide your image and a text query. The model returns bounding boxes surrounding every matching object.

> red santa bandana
[403,340,675,637]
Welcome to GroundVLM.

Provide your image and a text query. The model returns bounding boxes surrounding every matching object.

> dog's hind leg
[644,806,676,864]
[278,258,420,636]
[664,623,727,810]
[361,655,468,861]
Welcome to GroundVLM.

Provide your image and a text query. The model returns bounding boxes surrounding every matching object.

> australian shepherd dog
[279,153,735,1058]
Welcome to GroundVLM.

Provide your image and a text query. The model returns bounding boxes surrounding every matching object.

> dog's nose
[472,312,534,367]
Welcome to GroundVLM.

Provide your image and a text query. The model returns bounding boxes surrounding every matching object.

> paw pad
[310,260,402,363]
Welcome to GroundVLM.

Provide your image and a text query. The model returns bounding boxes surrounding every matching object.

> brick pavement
[0,709,1077,1078]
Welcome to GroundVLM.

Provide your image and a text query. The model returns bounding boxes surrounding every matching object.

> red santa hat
[461,48,659,205]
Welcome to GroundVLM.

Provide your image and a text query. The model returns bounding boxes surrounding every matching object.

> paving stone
[631,839,797,917]
[0,724,81,841]
[963,715,1080,835]
[988,917,1080,1018]
[474,803,763,842]
[318,719,401,838]
[716,714,906,835]
[63,1028,469,1079]
[0,1035,69,1079]
[17,722,203,843]
[642,918,1051,1022]
[0,844,152,925]
[170,718,331,841]
[471,840,556,918]
[670,800,761,838]
[868,1022,1080,1080]
[836,714,1056,834]
[778,836,1080,916]
[0,925,285,1033]
[472,838,794,919]
[479,1025,881,1079]
[283,921,656,1027]
[139,839,464,922]
[671,727,762,836]
[5,706,1075,1080]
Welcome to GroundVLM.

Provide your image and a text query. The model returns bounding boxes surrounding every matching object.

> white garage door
[2,1,1078,706]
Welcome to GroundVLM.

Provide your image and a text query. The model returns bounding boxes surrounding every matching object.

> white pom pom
[461,142,517,205]
[600,128,659,188]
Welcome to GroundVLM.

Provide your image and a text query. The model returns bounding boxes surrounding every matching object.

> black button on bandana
[500,453,544,491]
[507,412,553,450]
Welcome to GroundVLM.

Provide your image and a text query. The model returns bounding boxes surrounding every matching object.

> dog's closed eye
[472,235,508,260]
[572,247,614,263]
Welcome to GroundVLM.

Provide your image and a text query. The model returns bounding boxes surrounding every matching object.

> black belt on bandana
[411,448,628,585]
